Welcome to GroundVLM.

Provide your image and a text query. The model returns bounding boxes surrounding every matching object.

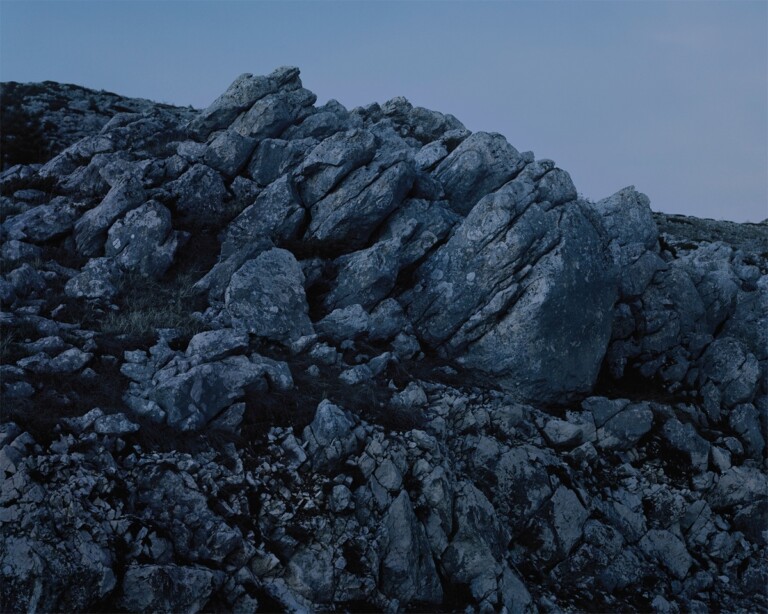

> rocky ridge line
[1,67,766,612]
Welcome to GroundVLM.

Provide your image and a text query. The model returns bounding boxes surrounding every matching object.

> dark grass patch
[593,362,690,407]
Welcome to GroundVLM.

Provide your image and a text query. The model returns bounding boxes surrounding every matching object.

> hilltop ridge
[1,68,766,612]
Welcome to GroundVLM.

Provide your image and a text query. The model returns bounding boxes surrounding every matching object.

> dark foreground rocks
[1,68,766,612]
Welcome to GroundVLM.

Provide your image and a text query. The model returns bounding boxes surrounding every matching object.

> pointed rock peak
[189,66,308,138]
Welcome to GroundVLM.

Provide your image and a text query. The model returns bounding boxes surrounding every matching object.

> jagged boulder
[404,170,617,402]
[225,248,313,343]
[105,201,182,278]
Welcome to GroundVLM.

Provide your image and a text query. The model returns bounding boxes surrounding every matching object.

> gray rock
[189,66,303,137]
[203,129,257,178]
[225,248,313,344]
[42,347,92,374]
[230,84,316,142]
[222,174,305,250]
[700,337,759,408]
[248,137,317,187]
[390,382,428,410]
[376,198,460,268]
[93,412,140,435]
[306,154,415,249]
[339,364,374,385]
[529,485,589,566]
[315,304,370,342]
[441,481,508,604]
[432,132,527,215]
[6,263,46,298]
[324,238,402,312]
[168,163,228,229]
[151,355,270,430]
[708,466,768,510]
[404,177,616,402]
[639,529,693,580]
[285,545,335,603]
[378,490,443,605]
[64,257,120,300]
[542,412,596,448]
[295,128,377,205]
[185,329,249,363]
[105,201,181,278]
[733,500,768,546]
[596,403,654,451]
[302,400,358,472]
[728,403,765,459]
[0,240,42,265]
[3,197,79,243]
[117,565,218,613]
[590,186,661,297]
[368,298,409,342]
[661,418,711,473]
[75,176,146,256]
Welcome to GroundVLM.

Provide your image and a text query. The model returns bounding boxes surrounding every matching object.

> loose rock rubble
[1,67,766,612]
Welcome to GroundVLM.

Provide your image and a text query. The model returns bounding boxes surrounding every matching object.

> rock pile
[1,67,766,612]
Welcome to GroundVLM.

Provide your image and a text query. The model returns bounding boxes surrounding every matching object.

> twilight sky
[1,1,766,222]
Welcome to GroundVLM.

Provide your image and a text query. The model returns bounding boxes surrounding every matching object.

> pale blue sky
[1,1,766,222]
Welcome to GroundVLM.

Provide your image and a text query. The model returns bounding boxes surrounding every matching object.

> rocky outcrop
[1,68,766,613]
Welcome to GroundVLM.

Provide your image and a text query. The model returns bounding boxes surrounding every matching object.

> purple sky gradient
[2,0,766,222]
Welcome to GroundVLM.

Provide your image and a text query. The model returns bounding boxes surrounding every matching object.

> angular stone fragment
[151,355,274,430]
[324,238,402,312]
[222,174,305,250]
[225,248,313,344]
[105,201,181,278]
[302,400,358,472]
[231,85,316,142]
[3,197,79,243]
[306,154,415,249]
[708,466,768,510]
[405,178,616,402]
[728,403,765,459]
[75,177,145,256]
[661,418,711,473]
[185,329,249,363]
[639,529,693,579]
[596,403,653,451]
[700,337,759,408]
[203,129,257,178]
[189,65,303,137]
[378,491,443,605]
[542,412,596,448]
[295,128,377,205]
[432,132,527,215]
[168,163,228,229]
[64,257,120,300]
[315,304,370,342]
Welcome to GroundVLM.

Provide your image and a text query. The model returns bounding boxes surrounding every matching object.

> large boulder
[404,168,617,402]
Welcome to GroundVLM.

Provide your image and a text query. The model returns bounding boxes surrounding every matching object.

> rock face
[1,68,767,613]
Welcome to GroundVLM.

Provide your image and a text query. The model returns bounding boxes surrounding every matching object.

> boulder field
[1,68,766,612]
